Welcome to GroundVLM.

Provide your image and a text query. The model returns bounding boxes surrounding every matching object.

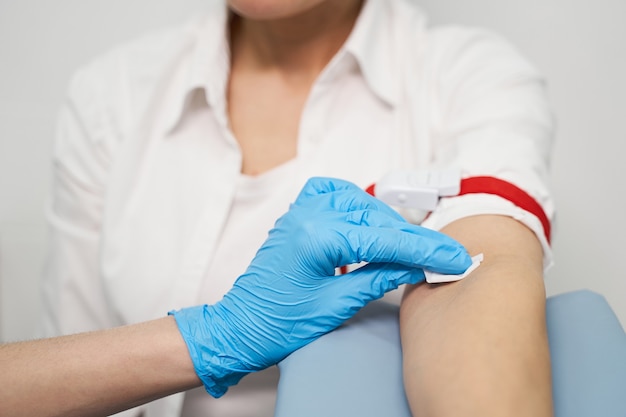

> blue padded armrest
[275,290,626,417]
[547,290,626,417]
[276,301,410,417]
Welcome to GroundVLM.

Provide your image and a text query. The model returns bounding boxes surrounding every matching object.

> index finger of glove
[339,224,472,274]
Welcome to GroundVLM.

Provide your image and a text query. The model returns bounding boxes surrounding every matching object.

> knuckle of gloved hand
[417,245,439,267]
[361,237,397,264]
[345,209,369,225]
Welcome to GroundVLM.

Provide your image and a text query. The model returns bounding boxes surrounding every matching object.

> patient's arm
[400,214,553,416]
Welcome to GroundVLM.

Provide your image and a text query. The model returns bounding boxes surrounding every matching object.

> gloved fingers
[337,212,471,274]
[330,263,425,304]
[270,207,470,274]
[338,227,470,274]
[294,177,405,221]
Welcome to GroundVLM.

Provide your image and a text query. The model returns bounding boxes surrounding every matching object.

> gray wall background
[1,0,625,342]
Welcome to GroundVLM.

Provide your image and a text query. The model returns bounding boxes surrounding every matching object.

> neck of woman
[229,0,363,83]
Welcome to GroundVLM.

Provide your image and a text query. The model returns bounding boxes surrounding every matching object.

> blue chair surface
[276,290,626,417]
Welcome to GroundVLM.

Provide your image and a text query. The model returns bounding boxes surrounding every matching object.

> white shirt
[40,0,555,416]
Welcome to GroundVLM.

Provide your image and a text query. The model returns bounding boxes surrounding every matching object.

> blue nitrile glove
[170,177,471,397]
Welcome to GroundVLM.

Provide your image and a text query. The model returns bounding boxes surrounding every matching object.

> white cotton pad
[424,253,484,284]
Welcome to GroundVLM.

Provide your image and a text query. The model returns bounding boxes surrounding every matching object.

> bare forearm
[400,215,553,417]
[0,316,201,417]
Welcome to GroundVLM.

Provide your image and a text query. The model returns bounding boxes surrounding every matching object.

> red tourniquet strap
[365,176,551,244]
[458,176,551,244]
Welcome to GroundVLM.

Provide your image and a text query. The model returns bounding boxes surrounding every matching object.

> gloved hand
[170,177,471,397]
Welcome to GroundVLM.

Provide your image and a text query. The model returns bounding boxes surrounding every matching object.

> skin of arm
[0,316,201,417]
[400,214,554,417]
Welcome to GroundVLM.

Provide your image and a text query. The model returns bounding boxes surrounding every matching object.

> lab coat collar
[164,4,231,134]
[343,0,401,107]
[164,0,426,133]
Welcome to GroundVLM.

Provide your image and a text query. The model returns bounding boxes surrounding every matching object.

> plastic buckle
[374,169,461,211]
